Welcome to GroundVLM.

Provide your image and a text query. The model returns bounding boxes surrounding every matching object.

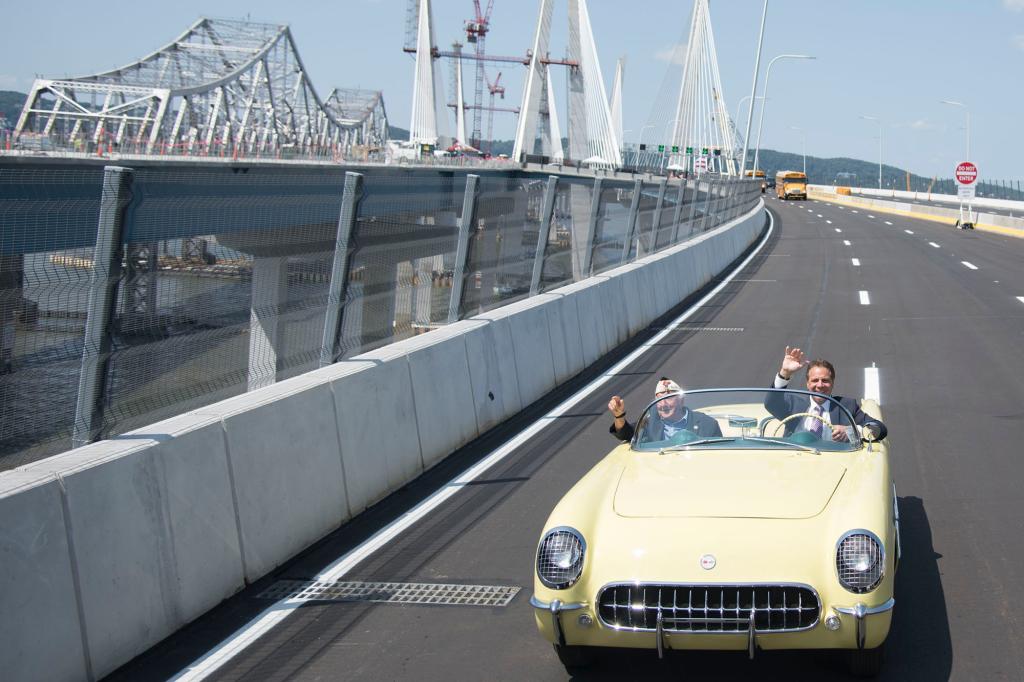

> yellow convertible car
[531,388,897,677]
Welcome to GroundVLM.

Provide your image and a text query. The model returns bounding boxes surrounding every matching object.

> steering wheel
[766,412,829,438]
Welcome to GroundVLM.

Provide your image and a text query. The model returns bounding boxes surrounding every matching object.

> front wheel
[554,644,596,672]
[846,643,885,678]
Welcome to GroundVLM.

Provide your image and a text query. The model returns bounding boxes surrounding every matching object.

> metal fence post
[619,178,644,264]
[579,177,603,279]
[448,174,479,323]
[530,175,559,295]
[320,171,363,367]
[72,165,133,448]
[648,178,668,250]
[669,180,688,244]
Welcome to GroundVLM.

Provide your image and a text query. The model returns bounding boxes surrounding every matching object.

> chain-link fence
[0,163,761,469]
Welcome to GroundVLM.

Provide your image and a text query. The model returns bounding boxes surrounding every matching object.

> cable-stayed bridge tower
[668,0,738,174]
[14,18,387,159]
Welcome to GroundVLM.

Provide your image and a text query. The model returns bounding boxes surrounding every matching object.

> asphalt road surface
[109,196,1024,681]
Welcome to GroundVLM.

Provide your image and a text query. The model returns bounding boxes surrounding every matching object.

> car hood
[613,451,845,519]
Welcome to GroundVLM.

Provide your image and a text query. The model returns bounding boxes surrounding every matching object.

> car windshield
[630,388,863,453]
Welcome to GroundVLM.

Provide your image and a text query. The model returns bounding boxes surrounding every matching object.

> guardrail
[0,161,760,468]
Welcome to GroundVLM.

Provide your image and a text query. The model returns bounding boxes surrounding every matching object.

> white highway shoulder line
[169,211,779,681]
[961,261,978,270]
[859,291,871,305]
[864,366,881,404]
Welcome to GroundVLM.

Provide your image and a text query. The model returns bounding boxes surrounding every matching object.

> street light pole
[940,99,970,160]
[790,126,806,174]
[753,54,815,180]
[859,115,882,189]
[740,0,769,177]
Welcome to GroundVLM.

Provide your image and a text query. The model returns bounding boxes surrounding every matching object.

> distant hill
[0,91,26,129]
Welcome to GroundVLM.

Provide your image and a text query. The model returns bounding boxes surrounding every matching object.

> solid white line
[961,261,978,270]
[904,230,914,235]
[884,221,893,225]
[851,258,861,266]
[864,366,881,404]
[859,291,871,305]
[843,240,851,246]
[170,209,780,681]
[835,228,842,233]
[929,242,940,248]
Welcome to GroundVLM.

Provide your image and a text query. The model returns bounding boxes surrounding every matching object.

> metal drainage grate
[652,325,745,332]
[257,580,520,607]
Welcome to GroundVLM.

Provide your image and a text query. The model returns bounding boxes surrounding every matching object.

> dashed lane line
[843,240,852,246]
[864,366,881,404]
[904,230,914,235]
[961,261,978,270]
[929,242,940,248]
[851,258,861,266]
[859,291,871,305]
[884,221,893,225]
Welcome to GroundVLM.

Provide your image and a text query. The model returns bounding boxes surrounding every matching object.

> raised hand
[608,395,626,420]
[780,346,808,380]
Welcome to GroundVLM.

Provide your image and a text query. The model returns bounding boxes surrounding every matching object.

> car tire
[553,644,596,671]
[846,642,885,678]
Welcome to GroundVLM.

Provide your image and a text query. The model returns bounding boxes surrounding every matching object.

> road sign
[657,144,665,153]
[957,184,976,201]
[955,161,977,185]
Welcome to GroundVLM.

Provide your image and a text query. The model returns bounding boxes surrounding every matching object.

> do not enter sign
[955,162,978,185]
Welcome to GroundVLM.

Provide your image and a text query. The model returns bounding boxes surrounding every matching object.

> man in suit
[608,377,722,443]
[766,346,887,442]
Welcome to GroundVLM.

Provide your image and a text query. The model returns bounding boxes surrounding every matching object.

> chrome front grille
[597,584,820,633]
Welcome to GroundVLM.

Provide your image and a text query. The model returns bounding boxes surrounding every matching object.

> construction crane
[465,1,494,150]
[485,72,505,156]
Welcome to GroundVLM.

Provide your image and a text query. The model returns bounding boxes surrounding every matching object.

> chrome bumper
[530,596,588,647]
[834,598,896,649]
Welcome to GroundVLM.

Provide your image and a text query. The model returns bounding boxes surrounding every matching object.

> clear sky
[2,0,1022,180]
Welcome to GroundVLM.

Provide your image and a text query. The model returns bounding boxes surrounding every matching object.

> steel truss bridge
[13,18,389,161]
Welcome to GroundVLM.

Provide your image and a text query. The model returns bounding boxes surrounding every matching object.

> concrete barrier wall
[809,185,1024,237]
[0,201,766,681]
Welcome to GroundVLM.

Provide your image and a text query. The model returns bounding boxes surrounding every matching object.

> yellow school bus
[745,169,767,193]
[775,170,808,200]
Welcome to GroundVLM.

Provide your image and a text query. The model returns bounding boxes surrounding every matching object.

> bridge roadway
[107,195,1024,681]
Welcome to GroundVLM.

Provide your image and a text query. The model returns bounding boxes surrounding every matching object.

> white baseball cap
[655,379,684,396]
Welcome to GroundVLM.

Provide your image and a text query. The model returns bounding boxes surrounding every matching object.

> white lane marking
[884,221,893,225]
[835,228,842,233]
[868,214,876,218]
[859,290,871,305]
[929,242,940,248]
[864,366,881,404]
[904,230,914,235]
[843,240,851,246]
[169,208,781,681]
[817,214,824,218]
[961,261,978,270]
[1017,297,1024,304]
[826,219,833,224]
[852,210,859,213]
[851,258,861,266]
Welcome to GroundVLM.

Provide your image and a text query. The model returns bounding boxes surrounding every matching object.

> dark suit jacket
[611,407,723,443]
[764,385,887,441]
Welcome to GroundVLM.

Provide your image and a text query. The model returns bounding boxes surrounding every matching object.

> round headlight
[836,531,884,593]
[536,527,586,589]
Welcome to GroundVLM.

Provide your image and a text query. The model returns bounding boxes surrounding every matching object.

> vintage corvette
[531,388,898,677]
